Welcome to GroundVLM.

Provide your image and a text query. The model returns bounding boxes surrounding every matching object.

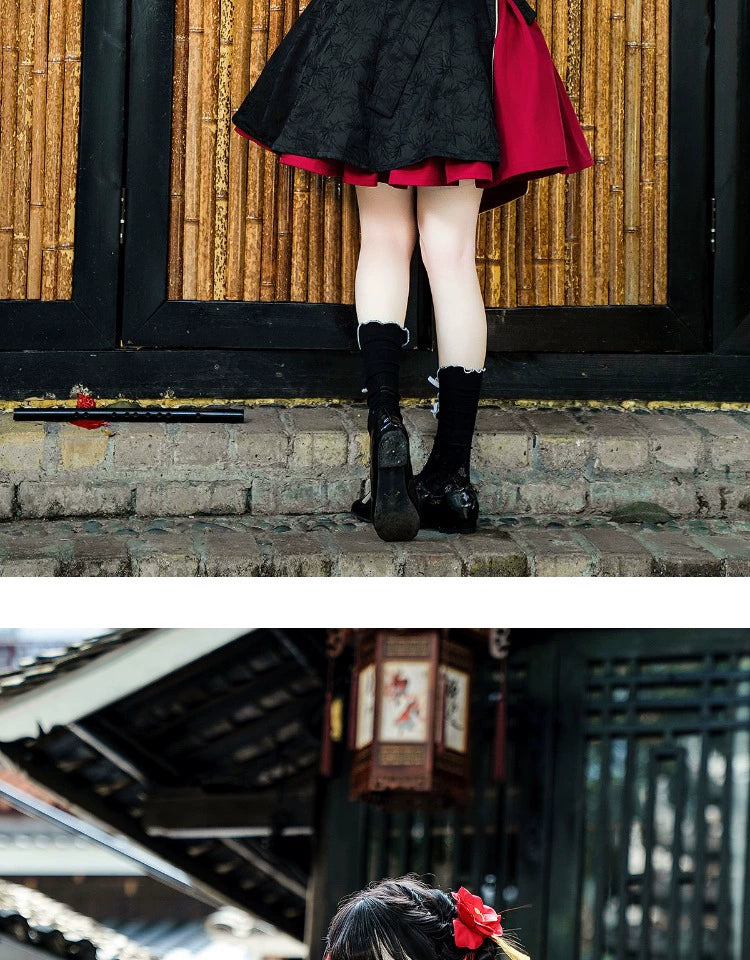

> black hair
[325,876,505,960]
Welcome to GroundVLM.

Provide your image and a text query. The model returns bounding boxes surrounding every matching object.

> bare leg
[412,180,487,534]
[350,182,421,542]
[354,182,417,327]
[416,180,487,369]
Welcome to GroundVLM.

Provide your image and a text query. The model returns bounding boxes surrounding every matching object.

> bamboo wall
[0,0,82,300]
[169,0,670,306]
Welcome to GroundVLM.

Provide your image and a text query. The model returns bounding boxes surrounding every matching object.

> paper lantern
[347,630,473,806]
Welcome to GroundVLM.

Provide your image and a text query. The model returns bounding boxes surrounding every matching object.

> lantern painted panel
[379,661,430,743]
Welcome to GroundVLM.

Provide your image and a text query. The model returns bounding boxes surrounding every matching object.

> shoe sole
[372,430,420,542]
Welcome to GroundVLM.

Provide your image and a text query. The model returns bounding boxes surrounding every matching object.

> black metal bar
[715,733,735,960]
[587,667,750,688]
[586,692,750,713]
[615,662,637,960]
[690,658,712,960]
[591,662,613,960]
[637,749,658,960]
[519,640,563,960]
[584,718,750,737]
[13,406,245,423]
[742,707,750,960]
[666,748,687,960]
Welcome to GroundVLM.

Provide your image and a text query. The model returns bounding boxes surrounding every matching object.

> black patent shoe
[352,409,420,542]
[413,476,479,534]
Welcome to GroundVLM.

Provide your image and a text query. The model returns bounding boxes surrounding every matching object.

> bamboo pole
[476,210,487,302]
[341,180,357,303]
[0,0,19,297]
[653,0,668,303]
[241,0,269,300]
[291,166,311,300]
[548,0,568,303]
[168,0,189,299]
[197,0,219,299]
[532,0,553,305]
[11,0,32,297]
[226,0,250,300]
[593,0,611,303]
[258,0,282,300]
[485,205,502,308]
[57,0,81,299]
[609,0,625,302]
[41,0,64,299]
[563,0,582,305]
[307,172,324,301]
[183,0,204,298]
[623,0,642,304]
[322,177,341,302]
[260,149,277,300]
[639,0,655,303]
[577,0,595,304]
[276,160,293,299]
[516,190,534,307]
[27,0,49,298]
[213,0,233,300]
[500,199,516,306]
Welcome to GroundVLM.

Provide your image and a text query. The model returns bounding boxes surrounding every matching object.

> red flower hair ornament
[450,887,503,950]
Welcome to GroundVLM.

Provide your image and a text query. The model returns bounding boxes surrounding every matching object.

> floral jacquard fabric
[231,0,506,171]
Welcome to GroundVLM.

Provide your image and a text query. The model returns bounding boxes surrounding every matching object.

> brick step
[1,406,750,522]
[0,514,749,577]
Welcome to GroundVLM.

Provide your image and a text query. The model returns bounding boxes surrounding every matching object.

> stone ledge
[0,515,748,577]
[1,406,749,521]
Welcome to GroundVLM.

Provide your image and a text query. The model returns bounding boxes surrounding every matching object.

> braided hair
[325,876,529,960]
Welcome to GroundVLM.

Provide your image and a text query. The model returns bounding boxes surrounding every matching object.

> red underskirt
[232,0,594,199]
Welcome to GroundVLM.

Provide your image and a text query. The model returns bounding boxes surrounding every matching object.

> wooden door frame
[120,0,711,355]
[0,0,126,351]
[3,0,750,399]
[712,0,750,354]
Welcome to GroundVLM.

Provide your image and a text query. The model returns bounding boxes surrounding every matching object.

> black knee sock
[419,365,484,491]
[358,321,409,423]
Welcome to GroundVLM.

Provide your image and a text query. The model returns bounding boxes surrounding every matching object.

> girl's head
[325,876,529,960]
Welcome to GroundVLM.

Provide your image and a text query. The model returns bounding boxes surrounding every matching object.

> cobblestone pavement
[1,514,749,576]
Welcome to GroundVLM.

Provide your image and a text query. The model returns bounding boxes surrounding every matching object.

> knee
[360,217,418,262]
[417,215,476,277]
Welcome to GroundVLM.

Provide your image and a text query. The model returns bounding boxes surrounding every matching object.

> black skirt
[231,0,519,172]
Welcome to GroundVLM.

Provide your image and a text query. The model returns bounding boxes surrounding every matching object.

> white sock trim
[356,320,410,349]
[436,364,486,375]
[427,365,485,417]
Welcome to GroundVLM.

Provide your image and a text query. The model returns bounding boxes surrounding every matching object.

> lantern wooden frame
[347,630,473,807]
